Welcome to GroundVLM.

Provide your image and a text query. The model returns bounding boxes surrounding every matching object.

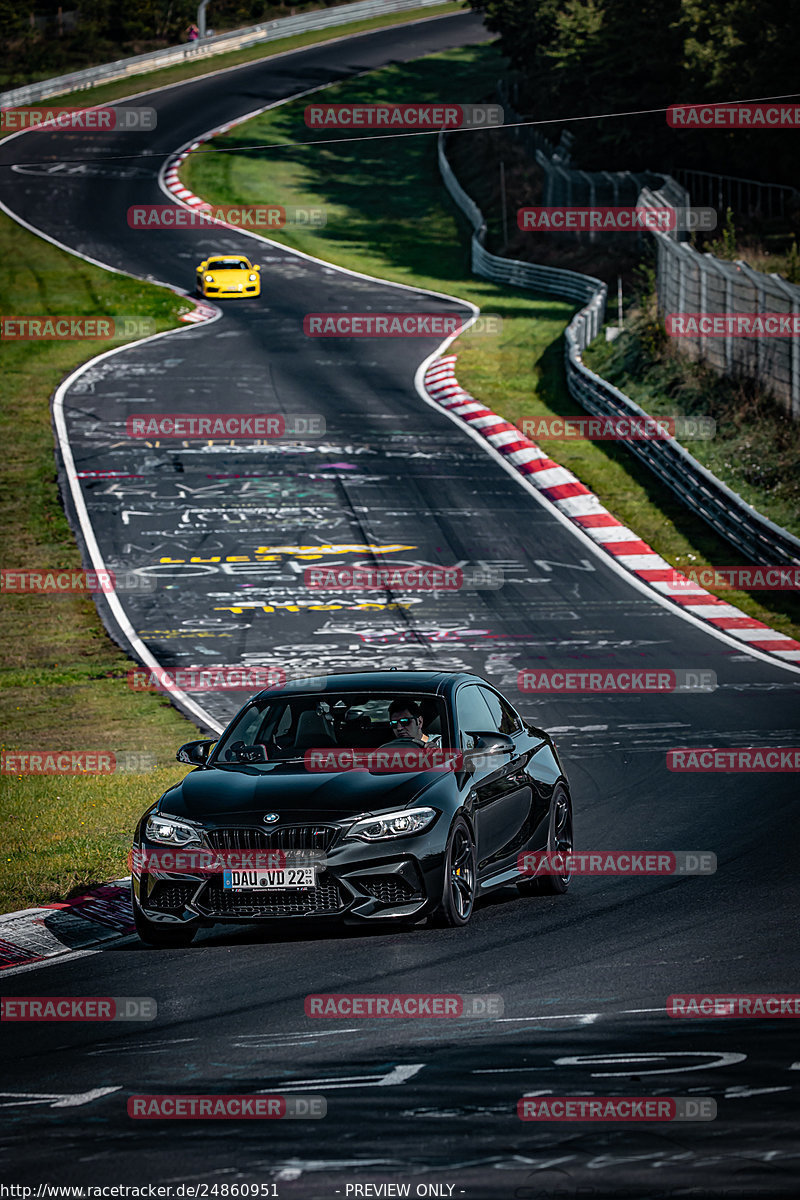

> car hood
[158,763,448,823]
[205,269,248,282]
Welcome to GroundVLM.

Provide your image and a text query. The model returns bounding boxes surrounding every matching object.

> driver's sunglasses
[390,716,416,726]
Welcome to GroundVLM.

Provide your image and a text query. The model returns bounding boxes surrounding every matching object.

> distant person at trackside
[383,699,442,748]
[185,22,199,41]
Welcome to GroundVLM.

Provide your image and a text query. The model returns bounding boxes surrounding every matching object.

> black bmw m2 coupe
[131,671,574,945]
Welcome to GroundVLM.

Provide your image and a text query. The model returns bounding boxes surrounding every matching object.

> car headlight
[248,273,257,281]
[145,813,202,847]
[345,807,437,842]
[204,274,214,282]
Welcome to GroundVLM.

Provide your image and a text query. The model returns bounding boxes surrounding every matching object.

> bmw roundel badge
[262,813,280,824]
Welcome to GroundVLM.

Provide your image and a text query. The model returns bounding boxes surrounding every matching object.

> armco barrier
[0,0,455,107]
[499,82,800,417]
[437,131,800,568]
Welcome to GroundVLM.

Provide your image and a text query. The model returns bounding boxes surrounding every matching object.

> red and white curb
[424,356,800,665]
[164,138,232,323]
[164,143,213,210]
[0,880,132,972]
[180,297,218,324]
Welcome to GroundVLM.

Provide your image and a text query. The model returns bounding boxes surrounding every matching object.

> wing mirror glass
[462,732,515,771]
[176,739,215,766]
[472,733,515,755]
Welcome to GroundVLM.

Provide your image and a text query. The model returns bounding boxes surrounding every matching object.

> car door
[455,684,533,880]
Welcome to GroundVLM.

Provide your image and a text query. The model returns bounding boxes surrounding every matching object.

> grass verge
[583,306,800,540]
[182,45,800,643]
[0,209,202,914]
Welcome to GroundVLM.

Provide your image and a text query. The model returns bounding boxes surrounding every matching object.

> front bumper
[202,283,259,297]
[132,833,446,925]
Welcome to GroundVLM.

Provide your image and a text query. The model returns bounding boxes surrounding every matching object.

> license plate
[222,867,316,891]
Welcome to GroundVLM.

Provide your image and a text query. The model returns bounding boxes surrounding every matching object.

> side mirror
[176,739,215,766]
[461,733,515,771]
[254,264,260,272]
[472,733,515,755]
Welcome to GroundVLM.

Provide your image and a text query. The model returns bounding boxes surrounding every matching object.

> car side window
[455,685,496,749]
[479,686,521,734]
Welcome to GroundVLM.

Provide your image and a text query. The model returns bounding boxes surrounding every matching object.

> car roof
[253,669,489,702]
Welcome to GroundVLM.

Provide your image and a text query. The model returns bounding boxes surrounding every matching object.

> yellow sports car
[195,255,261,298]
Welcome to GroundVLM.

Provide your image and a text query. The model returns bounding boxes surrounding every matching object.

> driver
[384,699,442,747]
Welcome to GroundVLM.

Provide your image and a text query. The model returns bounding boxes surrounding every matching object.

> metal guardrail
[0,0,455,107]
[565,347,800,567]
[674,168,800,222]
[437,133,604,310]
[639,183,800,418]
[497,88,800,415]
[437,131,800,567]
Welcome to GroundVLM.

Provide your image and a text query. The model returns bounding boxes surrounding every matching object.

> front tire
[132,884,199,947]
[431,816,477,927]
[518,784,573,896]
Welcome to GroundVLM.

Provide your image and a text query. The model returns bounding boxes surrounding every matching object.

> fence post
[767,276,800,420]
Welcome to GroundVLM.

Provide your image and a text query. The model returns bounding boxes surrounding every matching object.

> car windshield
[212,692,449,765]
[209,259,248,270]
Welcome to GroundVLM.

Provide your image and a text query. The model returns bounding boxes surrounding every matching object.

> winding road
[1,11,799,1196]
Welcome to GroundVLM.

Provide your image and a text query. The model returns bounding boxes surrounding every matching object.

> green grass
[37,3,465,110]
[181,45,800,645]
[584,312,800,540]
[0,209,202,913]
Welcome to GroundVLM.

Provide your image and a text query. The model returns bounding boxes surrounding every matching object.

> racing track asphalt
[0,12,799,1195]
